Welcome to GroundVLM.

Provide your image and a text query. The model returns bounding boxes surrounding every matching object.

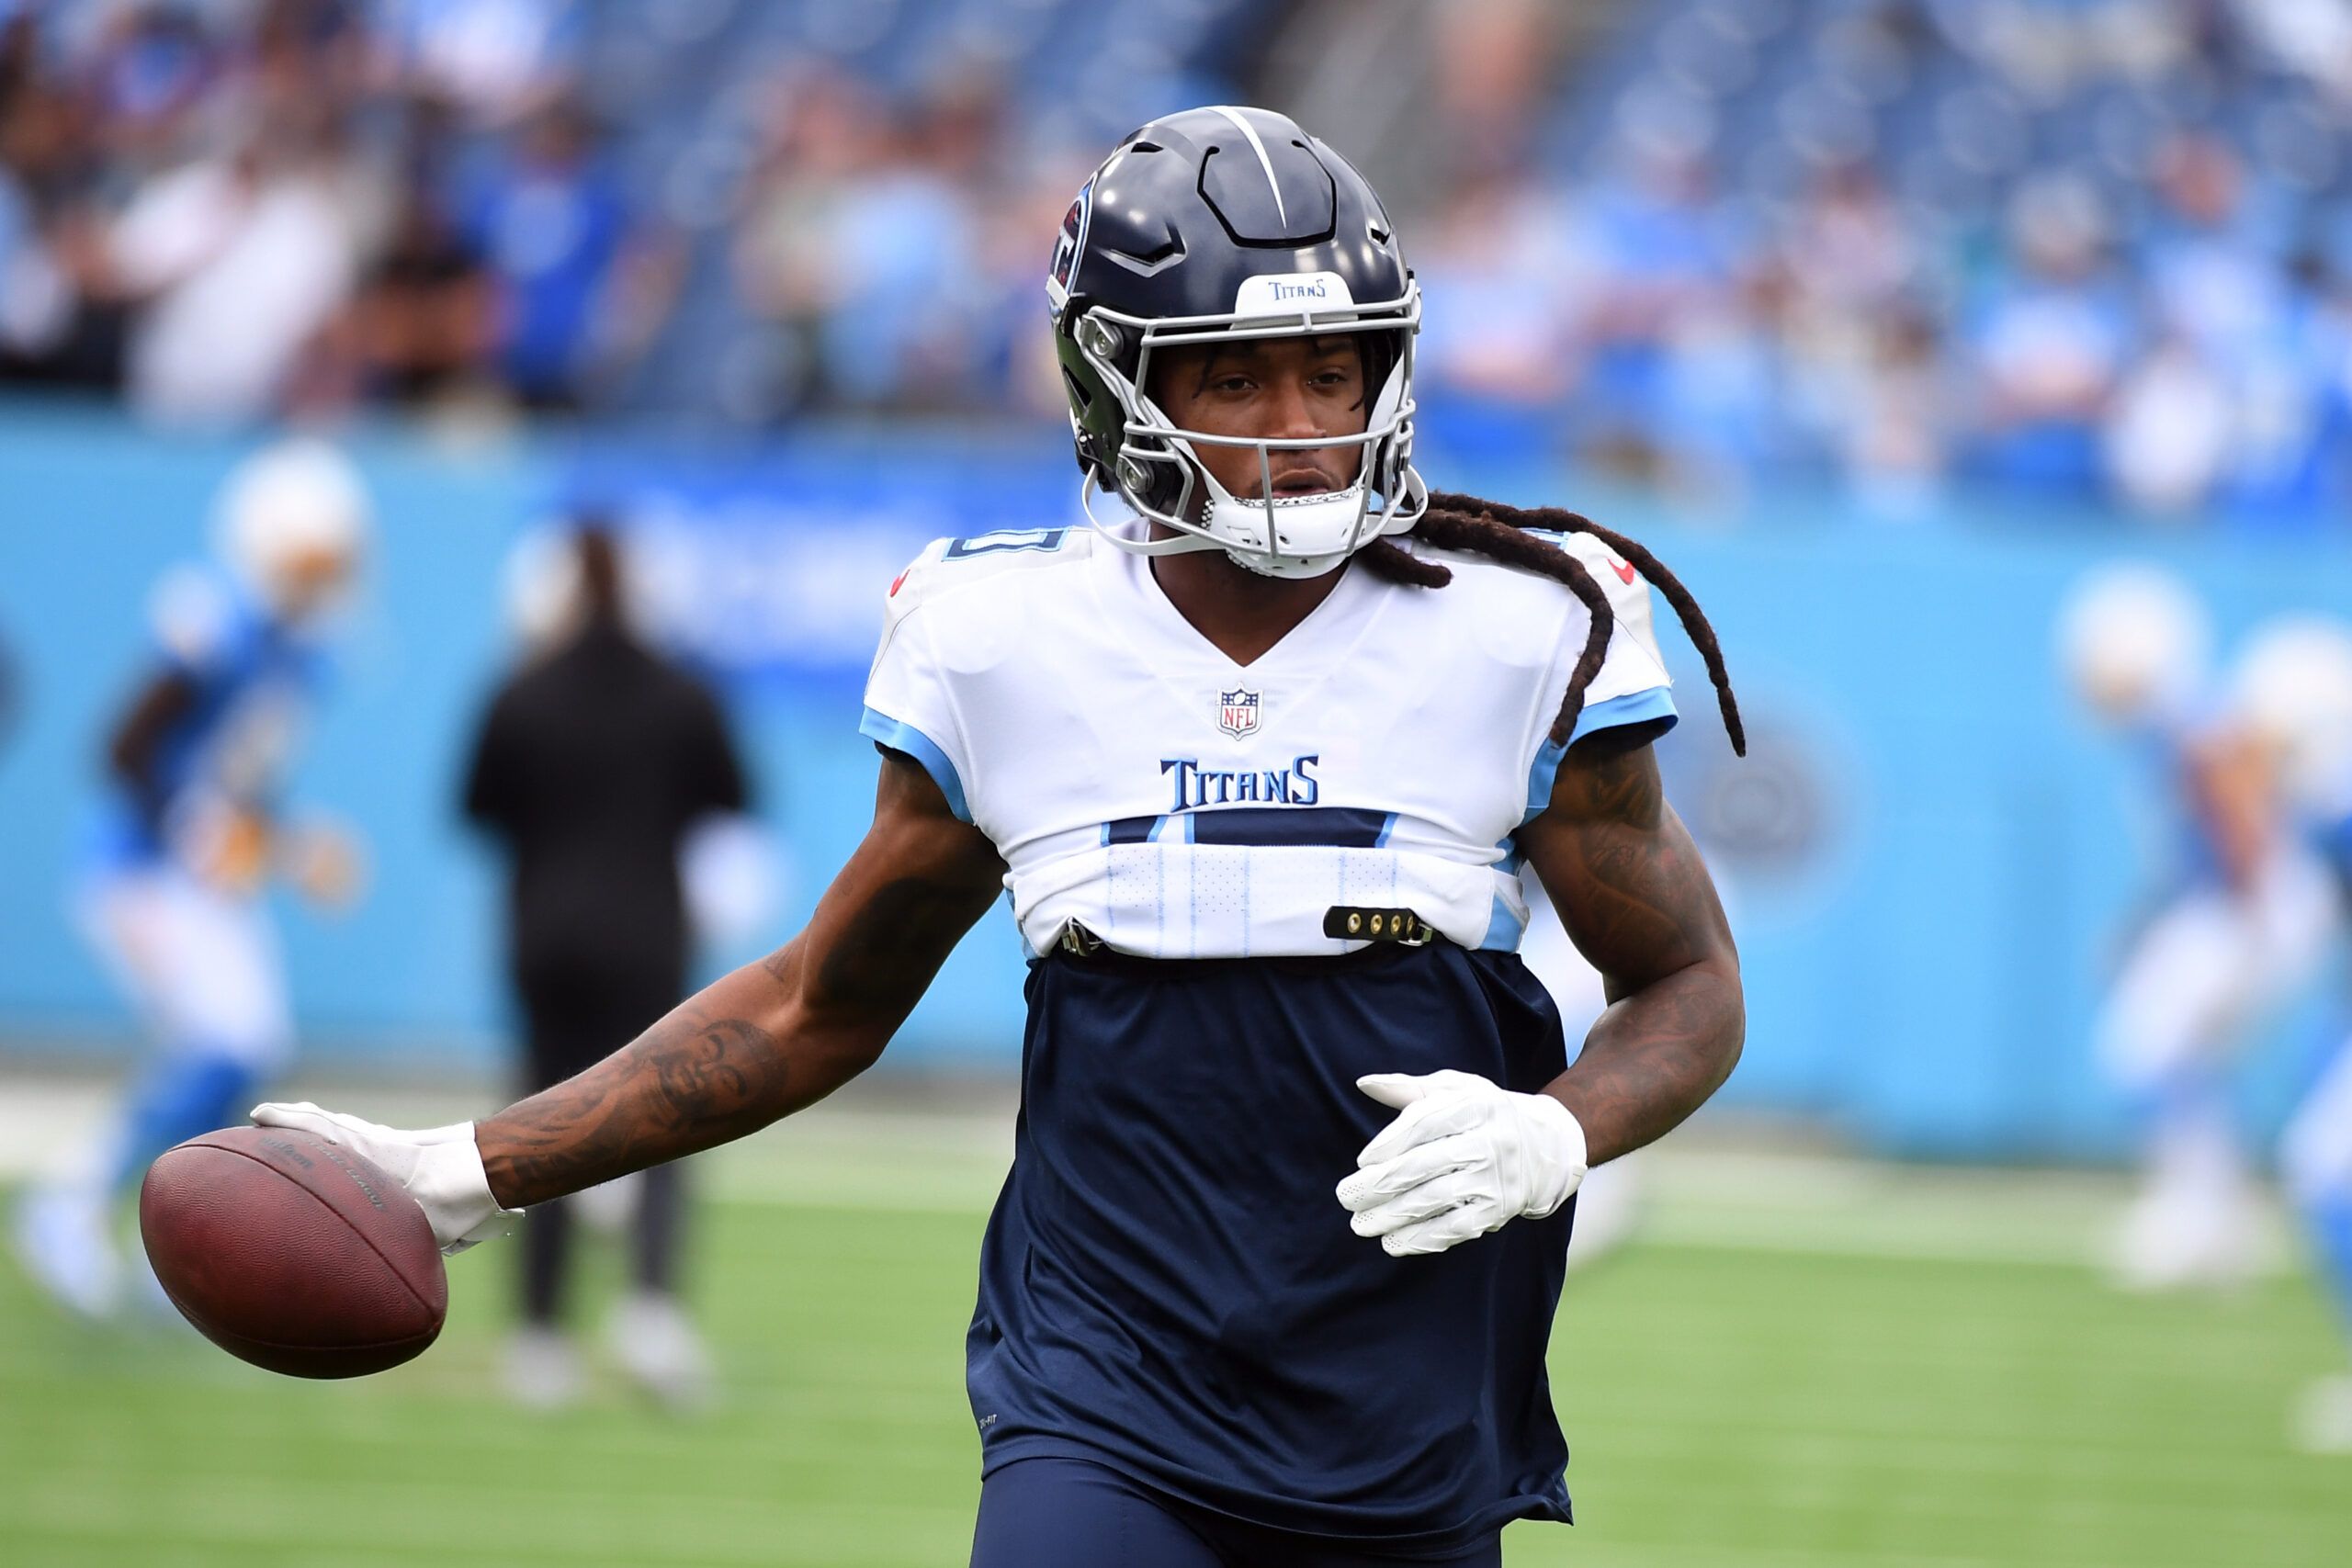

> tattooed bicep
[805,874,1001,1006]
[1545,733,1666,829]
[1521,739,1732,990]
[761,746,1006,1010]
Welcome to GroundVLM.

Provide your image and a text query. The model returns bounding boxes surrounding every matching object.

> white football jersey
[862,525,1677,959]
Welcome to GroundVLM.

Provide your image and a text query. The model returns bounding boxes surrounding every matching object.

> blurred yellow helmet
[2231,615,2352,811]
[2055,561,2212,723]
[214,439,371,617]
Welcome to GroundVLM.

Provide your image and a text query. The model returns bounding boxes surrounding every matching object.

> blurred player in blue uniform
[14,440,370,1319]
[2061,565,2336,1290]
[247,109,1748,1563]
[2231,616,2352,1451]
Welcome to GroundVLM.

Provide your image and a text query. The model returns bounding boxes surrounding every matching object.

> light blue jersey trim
[1522,685,1679,821]
[860,706,970,823]
[1477,889,1529,951]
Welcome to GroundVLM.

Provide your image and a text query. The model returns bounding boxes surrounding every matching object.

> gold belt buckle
[1323,906,1434,946]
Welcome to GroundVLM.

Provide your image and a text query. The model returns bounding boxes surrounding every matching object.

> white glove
[1335,1070,1589,1257]
[250,1102,517,1255]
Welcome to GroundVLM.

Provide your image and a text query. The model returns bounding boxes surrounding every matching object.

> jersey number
[943,528,1071,559]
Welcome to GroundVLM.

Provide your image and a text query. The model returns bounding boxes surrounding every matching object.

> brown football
[139,1125,447,1378]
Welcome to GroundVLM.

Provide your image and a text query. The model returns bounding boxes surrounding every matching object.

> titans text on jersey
[864,525,1677,964]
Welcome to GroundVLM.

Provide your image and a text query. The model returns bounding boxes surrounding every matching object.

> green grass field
[4,1118,2348,1568]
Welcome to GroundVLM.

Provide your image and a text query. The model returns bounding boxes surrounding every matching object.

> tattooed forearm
[481,1002,793,1207]
[476,749,1007,1210]
[1553,962,1743,1166]
[1521,740,1744,1167]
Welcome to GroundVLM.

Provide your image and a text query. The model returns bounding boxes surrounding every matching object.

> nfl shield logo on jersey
[1217,688,1261,739]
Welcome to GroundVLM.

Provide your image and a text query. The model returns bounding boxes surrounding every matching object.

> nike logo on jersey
[1610,558,1635,585]
[1161,754,1319,810]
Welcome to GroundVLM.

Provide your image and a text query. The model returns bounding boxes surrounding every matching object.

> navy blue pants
[971,1457,1506,1568]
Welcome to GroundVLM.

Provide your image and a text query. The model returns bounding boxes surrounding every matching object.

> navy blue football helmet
[1048,106,1424,579]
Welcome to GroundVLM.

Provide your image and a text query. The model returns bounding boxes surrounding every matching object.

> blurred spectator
[2104,335,2231,516]
[729,66,883,416]
[0,13,117,387]
[2142,137,2278,363]
[1844,308,1951,513]
[341,176,495,407]
[102,110,368,424]
[457,96,654,411]
[1966,175,2131,500]
[1427,0,1554,186]
[733,68,1001,413]
[462,523,753,1412]
[1781,163,1916,320]
[79,3,223,172]
[379,0,578,127]
[1565,143,1738,483]
[1418,169,1585,411]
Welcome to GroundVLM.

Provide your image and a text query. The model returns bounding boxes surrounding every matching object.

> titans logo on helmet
[1048,180,1092,306]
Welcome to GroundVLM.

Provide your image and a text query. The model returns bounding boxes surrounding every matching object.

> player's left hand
[1336,1070,1589,1257]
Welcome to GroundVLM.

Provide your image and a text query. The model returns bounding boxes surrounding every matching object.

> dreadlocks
[1353,491,1746,757]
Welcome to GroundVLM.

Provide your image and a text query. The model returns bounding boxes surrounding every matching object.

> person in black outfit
[461,524,750,1410]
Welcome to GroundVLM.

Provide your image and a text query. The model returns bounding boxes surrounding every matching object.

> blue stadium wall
[2,402,2346,1162]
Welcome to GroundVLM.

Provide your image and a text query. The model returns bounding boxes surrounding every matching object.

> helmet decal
[1233,271,1352,316]
[1204,104,1289,224]
[1048,179,1092,307]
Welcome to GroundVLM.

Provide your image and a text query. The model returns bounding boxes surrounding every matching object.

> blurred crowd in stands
[7,0,2352,527]
[1440,0,2352,525]
[0,0,1240,430]
[0,0,650,420]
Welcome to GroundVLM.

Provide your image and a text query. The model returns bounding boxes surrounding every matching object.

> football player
[252,109,1746,1564]
[2060,564,2336,1290]
[2232,616,2352,1451]
[15,440,369,1319]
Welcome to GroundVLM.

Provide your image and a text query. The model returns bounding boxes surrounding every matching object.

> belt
[1054,906,1439,957]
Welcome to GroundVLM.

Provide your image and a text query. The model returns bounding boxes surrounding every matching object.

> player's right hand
[182,801,273,894]
[249,1102,517,1255]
